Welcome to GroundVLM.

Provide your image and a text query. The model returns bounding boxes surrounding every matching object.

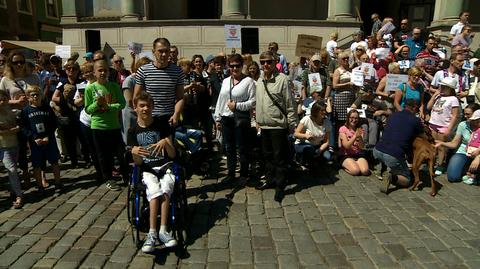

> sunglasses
[29,93,40,97]
[114,60,123,63]
[229,64,242,69]
[260,60,274,65]
[12,61,25,65]
[342,57,349,60]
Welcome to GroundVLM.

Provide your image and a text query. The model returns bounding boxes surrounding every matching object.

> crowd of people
[1,10,480,250]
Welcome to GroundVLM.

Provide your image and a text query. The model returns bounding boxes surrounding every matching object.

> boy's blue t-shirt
[21,104,57,140]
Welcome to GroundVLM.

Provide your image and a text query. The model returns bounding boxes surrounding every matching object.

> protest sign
[375,48,390,60]
[351,69,364,87]
[308,73,322,93]
[385,74,408,92]
[360,63,375,79]
[295,34,322,58]
[55,45,71,59]
[225,25,242,48]
[128,42,143,55]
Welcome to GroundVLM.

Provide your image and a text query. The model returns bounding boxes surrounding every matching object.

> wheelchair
[126,162,189,253]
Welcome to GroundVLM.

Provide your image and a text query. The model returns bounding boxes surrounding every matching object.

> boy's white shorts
[142,169,175,202]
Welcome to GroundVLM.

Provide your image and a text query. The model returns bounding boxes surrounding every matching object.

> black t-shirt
[127,117,172,170]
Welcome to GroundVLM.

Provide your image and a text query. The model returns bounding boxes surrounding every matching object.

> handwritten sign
[295,34,323,58]
[385,74,408,92]
[55,45,71,59]
[128,42,143,55]
[225,25,242,48]
[351,69,364,87]
[308,73,322,94]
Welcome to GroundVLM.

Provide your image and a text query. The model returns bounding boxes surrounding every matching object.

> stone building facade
[61,0,479,65]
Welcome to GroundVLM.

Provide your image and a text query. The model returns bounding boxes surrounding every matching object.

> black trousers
[261,128,289,189]
[92,129,128,182]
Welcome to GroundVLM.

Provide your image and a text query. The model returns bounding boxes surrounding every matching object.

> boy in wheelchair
[127,92,178,253]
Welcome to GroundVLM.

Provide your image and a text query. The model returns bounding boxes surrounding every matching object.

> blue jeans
[373,148,411,183]
[447,153,471,182]
[294,142,332,166]
[0,147,22,197]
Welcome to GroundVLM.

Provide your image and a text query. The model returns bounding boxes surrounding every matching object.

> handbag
[230,77,251,128]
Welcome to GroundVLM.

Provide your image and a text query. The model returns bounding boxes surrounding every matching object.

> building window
[17,0,32,14]
[46,0,58,18]
[0,0,6,8]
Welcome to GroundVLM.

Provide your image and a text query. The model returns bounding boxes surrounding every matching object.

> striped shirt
[135,62,184,116]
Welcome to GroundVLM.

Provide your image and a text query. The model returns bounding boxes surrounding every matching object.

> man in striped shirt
[134,38,184,126]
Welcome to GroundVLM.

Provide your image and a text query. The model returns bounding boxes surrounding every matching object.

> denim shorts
[373,148,411,183]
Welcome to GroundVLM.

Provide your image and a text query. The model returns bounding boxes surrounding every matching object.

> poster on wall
[225,25,242,48]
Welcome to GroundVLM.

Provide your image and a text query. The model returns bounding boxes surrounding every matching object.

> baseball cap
[310,54,321,62]
[83,52,93,59]
[438,77,458,89]
[205,54,215,64]
[470,110,480,121]
[470,58,480,65]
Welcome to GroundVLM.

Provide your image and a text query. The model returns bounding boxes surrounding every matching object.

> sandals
[12,197,23,209]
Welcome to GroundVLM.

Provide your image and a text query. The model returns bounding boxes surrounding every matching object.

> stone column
[121,0,138,21]
[221,0,244,19]
[327,0,354,21]
[61,0,77,24]
[431,0,465,27]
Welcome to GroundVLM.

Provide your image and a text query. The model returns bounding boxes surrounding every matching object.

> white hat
[470,110,480,121]
[438,77,458,89]
[471,58,480,65]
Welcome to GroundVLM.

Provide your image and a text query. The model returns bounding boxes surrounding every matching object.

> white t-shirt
[429,96,459,128]
[295,115,331,146]
[431,70,468,94]
[450,22,465,37]
[326,40,337,58]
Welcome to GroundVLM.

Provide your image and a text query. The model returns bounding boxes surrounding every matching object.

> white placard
[128,42,143,55]
[351,69,364,87]
[76,83,86,90]
[225,24,242,48]
[385,74,409,92]
[463,60,473,71]
[55,45,71,59]
[347,108,366,118]
[375,48,390,60]
[398,60,411,69]
[308,73,322,93]
[360,63,375,79]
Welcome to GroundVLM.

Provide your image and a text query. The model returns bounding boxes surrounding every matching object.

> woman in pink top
[464,112,480,184]
[338,109,370,176]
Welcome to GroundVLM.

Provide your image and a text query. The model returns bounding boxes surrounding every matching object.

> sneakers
[142,233,160,253]
[434,166,445,176]
[105,180,121,191]
[380,174,392,194]
[462,175,477,185]
[158,231,177,248]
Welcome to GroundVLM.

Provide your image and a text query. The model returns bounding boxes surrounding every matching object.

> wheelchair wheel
[127,183,148,248]
[173,175,189,251]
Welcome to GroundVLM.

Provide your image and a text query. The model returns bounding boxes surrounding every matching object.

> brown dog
[410,128,437,196]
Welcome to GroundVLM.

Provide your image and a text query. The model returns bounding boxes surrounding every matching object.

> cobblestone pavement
[1,160,480,269]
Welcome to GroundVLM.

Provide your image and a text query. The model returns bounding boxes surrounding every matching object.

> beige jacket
[255,71,298,129]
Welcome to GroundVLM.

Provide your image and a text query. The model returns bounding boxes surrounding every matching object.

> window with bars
[46,0,58,17]
[17,0,31,14]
